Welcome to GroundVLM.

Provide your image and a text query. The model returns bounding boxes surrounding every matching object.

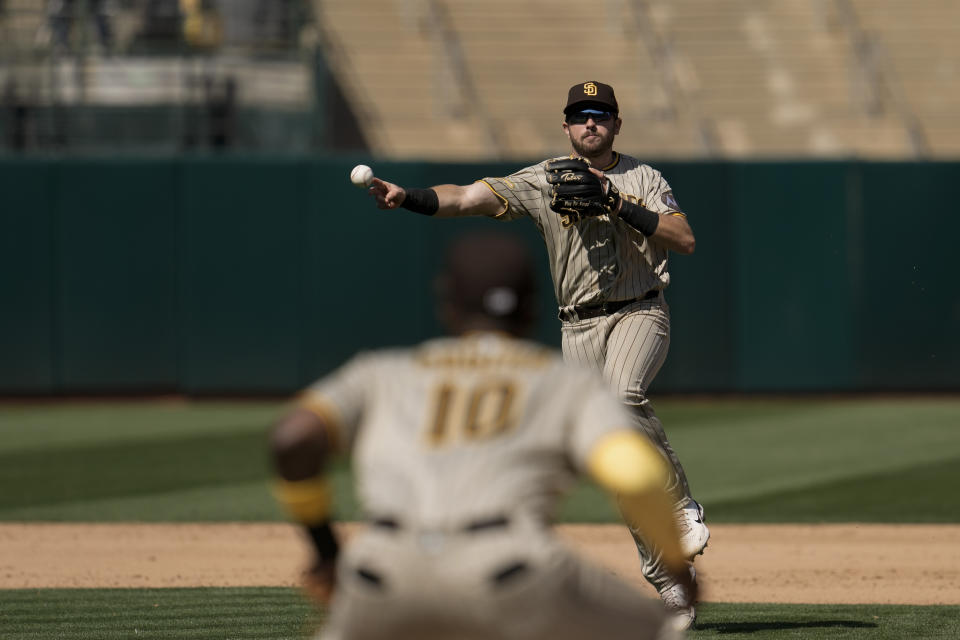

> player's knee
[615,387,651,409]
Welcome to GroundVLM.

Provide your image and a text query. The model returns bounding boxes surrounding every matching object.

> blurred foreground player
[270,232,696,640]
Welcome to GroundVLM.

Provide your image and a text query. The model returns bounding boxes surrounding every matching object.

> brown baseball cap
[436,232,537,333]
[564,81,619,115]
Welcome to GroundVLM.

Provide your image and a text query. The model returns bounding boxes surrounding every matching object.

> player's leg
[602,302,708,630]
[601,303,692,501]
[602,304,709,536]
[559,314,607,372]
[560,307,708,550]
[560,306,701,520]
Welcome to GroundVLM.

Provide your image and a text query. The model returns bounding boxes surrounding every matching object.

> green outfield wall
[1,158,957,394]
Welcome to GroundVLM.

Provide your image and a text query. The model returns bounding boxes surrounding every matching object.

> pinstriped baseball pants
[560,297,698,591]
[559,297,693,503]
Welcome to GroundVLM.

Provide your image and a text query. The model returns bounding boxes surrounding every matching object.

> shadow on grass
[698,620,877,634]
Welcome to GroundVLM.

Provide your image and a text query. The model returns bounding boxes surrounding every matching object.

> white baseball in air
[350,164,374,188]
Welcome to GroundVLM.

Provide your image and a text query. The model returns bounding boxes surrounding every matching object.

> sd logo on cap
[564,81,619,115]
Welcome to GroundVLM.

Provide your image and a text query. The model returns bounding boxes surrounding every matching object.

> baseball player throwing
[365,81,708,628]
[271,232,693,640]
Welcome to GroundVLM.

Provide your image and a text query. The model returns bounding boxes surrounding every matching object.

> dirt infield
[2,523,958,605]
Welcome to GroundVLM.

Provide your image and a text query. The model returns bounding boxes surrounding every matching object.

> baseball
[350,164,374,188]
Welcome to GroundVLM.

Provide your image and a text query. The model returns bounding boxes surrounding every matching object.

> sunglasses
[566,110,615,125]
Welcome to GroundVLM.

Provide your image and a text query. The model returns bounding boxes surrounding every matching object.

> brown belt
[560,289,660,322]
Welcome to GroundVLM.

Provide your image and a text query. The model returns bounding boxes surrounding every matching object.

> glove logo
[583,82,598,96]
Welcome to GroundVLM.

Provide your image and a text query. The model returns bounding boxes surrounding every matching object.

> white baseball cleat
[660,565,697,631]
[676,499,710,559]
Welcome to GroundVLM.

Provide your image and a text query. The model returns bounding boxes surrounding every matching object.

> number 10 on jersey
[427,381,518,446]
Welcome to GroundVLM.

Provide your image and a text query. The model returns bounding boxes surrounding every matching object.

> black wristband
[401,188,439,216]
[619,200,661,237]
[307,521,340,562]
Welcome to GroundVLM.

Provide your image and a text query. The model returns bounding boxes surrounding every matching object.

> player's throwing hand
[368,178,406,209]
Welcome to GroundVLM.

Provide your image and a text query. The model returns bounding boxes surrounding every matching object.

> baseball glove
[545,157,621,222]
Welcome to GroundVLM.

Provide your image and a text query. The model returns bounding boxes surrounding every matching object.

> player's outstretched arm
[368,178,503,218]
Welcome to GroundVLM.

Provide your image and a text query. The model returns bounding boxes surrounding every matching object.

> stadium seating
[0,0,312,151]
[2,0,957,159]
[313,0,960,160]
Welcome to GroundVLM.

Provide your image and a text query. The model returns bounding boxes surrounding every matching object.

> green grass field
[1,589,957,639]
[1,397,958,638]
[2,397,958,523]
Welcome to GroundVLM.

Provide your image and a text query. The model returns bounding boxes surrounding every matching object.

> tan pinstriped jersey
[301,332,635,529]
[481,153,685,309]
